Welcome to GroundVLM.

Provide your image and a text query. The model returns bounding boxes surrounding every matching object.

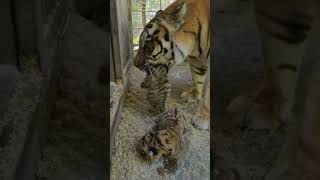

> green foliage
[133,35,140,45]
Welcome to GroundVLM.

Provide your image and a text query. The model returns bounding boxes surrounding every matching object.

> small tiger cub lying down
[141,64,171,113]
[136,108,185,170]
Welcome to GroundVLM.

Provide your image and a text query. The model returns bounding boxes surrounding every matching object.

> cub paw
[192,107,210,130]
[181,87,201,103]
[163,157,178,174]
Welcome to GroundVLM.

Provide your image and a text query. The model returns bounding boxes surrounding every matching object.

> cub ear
[156,3,187,32]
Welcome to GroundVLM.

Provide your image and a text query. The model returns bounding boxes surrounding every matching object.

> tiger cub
[136,108,185,170]
[141,64,171,113]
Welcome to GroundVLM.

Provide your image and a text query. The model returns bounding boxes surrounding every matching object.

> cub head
[136,129,177,162]
[133,3,187,72]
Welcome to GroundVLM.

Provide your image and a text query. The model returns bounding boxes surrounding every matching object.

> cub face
[136,129,178,162]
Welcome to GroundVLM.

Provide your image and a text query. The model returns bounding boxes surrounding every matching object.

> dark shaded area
[0,124,13,148]
[213,1,284,179]
[36,13,107,180]
[74,0,107,30]
[214,0,320,179]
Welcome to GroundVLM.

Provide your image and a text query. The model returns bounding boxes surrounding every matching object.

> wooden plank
[110,0,134,157]
[110,0,122,81]
[110,74,129,160]
[110,40,115,82]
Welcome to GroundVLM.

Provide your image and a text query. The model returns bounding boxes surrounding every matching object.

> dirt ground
[36,13,107,180]
[214,0,320,179]
[111,62,210,180]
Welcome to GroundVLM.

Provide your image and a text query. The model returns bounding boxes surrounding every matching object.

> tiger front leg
[163,144,181,174]
[181,57,208,103]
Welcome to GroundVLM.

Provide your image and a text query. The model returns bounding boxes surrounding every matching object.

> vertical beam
[110,0,123,81]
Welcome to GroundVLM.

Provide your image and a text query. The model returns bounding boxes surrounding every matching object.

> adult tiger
[133,0,211,130]
[225,0,320,179]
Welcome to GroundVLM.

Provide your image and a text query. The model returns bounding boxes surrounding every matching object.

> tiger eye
[163,48,168,54]
[153,29,160,35]
[146,23,153,29]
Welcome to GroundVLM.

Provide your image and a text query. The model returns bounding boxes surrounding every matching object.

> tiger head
[133,3,187,73]
[136,129,178,162]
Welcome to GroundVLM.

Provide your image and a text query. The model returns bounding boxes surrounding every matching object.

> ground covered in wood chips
[111,63,210,180]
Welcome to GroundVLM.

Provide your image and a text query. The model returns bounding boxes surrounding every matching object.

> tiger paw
[181,87,201,103]
[192,106,210,130]
[227,95,280,130]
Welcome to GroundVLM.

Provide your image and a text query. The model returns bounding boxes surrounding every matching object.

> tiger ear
[156,10,164,16]
[156,3,187,32]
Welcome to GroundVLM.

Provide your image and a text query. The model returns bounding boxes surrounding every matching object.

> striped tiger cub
[141,64,171,113]
[136,108,185,169]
